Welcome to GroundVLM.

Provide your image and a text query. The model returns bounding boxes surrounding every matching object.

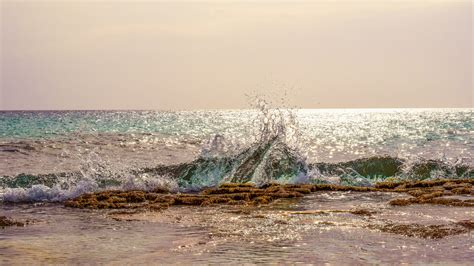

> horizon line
[1,107,473,112]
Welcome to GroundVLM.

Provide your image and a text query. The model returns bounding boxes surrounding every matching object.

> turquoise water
[2,109,472,143]
[0,110,254,139]
[0,108,473,202]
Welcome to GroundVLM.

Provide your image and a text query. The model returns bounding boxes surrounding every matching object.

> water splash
[175,97,310,189]
[1,148,178,202]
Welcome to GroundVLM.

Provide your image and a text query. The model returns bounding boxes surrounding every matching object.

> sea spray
[176,97,311,188]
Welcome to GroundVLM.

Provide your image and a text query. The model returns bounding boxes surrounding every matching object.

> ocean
[1,108,472,201]
[1,107,473,263]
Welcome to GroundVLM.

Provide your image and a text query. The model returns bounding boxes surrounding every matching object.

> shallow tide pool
[2,191,473,264]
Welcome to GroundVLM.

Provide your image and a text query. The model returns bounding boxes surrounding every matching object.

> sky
[1,0,472,110]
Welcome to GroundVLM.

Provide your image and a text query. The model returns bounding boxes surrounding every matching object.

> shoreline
[1,178,473,263]
[1,185,472,263]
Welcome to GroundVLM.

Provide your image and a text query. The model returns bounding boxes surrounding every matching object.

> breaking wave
[1,154,472,203]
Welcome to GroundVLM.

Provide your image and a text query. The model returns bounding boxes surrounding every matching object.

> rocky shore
[60,178,474,240]
[0,216,28,228]
[65,178,474,210]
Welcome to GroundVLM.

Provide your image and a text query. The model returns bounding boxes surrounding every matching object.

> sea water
[1,108,472,202]
[1,107,473,263]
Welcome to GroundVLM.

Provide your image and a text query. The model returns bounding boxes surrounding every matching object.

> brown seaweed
[65,178,474,210]
[0,216,25,228]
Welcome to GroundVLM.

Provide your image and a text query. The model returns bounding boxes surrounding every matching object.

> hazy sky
[1,0,472,110]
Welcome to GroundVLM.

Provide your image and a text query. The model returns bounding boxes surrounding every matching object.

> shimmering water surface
[1,109,472,199]
[1,108,473,263]
[1,193,473,264]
